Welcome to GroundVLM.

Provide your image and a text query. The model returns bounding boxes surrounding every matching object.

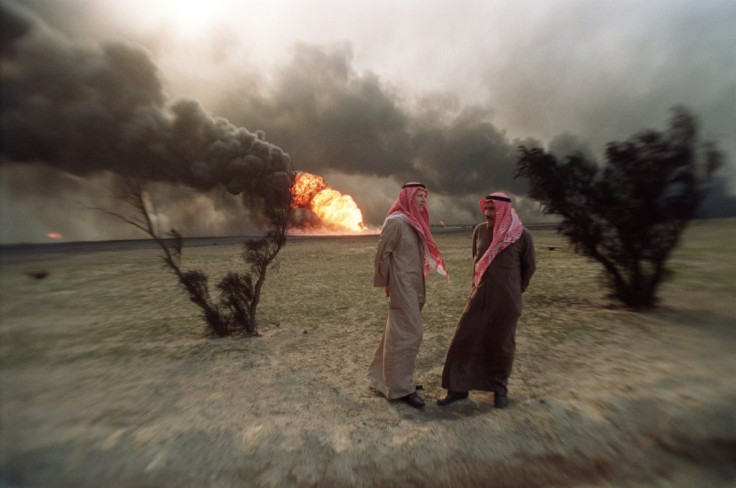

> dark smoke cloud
[224,43,537,194]
[2,1,537,241]
[0,1,292,236]
[2,0,732,242]
[235,43,414,179]
[213,43,541,224]
[214,39,734,225]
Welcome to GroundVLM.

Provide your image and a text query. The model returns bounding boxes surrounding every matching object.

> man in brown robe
[438,192,535,408]
[367,182,448,409]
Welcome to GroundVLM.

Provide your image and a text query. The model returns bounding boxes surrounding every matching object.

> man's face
[483,203,496,225]
[412,190,428,211]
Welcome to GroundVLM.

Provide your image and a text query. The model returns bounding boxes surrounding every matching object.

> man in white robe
[367,182,448,408]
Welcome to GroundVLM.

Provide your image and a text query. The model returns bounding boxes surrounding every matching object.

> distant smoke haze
[1,0,734,244]
[1,1,295,243]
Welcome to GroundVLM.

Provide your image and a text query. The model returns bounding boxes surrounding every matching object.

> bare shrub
[99,175,292,336]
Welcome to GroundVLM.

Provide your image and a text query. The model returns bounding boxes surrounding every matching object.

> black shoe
[494,393,508,409]
[415,383,423,390]
[400,392,425,409]
[437,391,469,406]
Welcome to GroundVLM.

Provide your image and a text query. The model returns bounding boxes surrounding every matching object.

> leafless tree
[99,174,293,336]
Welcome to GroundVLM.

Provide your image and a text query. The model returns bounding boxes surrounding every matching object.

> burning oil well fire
[290,172,369,234]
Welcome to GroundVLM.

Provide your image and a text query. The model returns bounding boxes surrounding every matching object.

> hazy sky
[2,0,735,243]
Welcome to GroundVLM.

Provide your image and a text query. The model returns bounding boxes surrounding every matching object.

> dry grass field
[1,219,735,487]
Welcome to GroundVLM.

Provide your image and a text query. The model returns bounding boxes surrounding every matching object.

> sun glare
[156,0,224,33]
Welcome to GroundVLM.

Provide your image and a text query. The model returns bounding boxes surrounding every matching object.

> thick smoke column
[0,2,292,223]
[0,1,540,237]
[211,44,545,225]
[228,44,533,198]
[6,0,731,243]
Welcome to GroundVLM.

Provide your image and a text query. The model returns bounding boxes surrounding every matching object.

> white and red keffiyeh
[472,192,523,287]
[384,182,449,278]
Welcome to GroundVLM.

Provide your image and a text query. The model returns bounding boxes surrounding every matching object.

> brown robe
[367,216,425,400]
[441,223,535,395]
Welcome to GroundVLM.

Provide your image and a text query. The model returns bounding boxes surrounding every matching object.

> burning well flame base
[291,172,367,233]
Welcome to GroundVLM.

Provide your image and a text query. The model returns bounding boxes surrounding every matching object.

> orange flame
[47,232,63,240]
[291,172,365,232]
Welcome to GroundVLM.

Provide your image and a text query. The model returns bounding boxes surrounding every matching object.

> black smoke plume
[204,43,544,226]
[7,0,730,243]
[218,44,536,196]
[0,1,292,228]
